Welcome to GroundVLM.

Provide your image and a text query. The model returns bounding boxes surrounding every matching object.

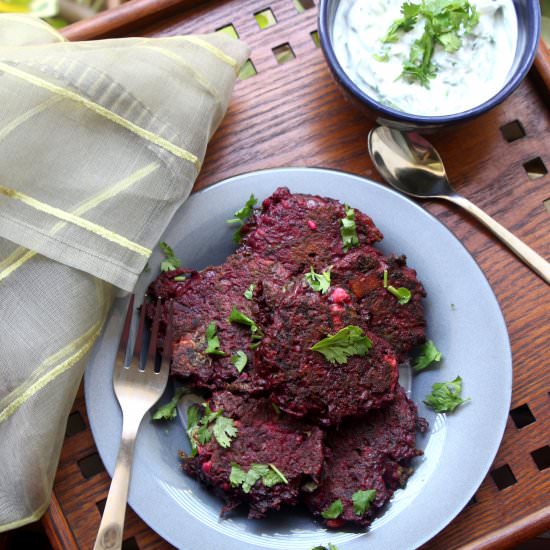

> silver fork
[93,295,173,550]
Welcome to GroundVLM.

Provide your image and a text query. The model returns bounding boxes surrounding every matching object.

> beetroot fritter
[181,392,324,519]
[329,246,426,361]
[304,386,427,528]
[254,279,399,426]
[147,254,290,390]
[239,187,383,274]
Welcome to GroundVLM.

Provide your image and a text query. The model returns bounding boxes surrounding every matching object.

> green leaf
[152,387,188,421]
[231,350,248,373]
[228,307,263,340]
[229,463,247,487]
[227,194,258,244]
[424,375,470,413]
[212,416,238,448]
[159,241,181,272]
[340,205,359,252]
[229,462,288,493]
[352,489,376,516]
[244,284,255,300]
[321,499,343,519]
[305,266,332,294]
[387,285,412,305]
[173,275,187,282]
[204,322,226,356]
[438,31,461,52]
[310,325,372,365]
[413,340,442,372]
[311,545,338,550]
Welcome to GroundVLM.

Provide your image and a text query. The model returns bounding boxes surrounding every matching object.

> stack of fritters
[147,187,428,528]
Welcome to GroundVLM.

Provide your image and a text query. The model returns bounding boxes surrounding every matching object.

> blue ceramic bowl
[318,0,541,131]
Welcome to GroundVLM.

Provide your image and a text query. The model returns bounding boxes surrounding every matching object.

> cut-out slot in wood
[523,157,548,180]
[96,498,107,515]
[543,198,550,215]
[509,403,536,428]
[500,120,526,142]
[216,24,239,39]
[122,537,140,550]
[78,452,105,479]
[239,59,257,80]
[65,410,86,437]
[490,464,517,490]
[531,446,550,471]
[273,43,296,65]
[310,30,320,48]
[254,8,277,29]
[294,0,315,12]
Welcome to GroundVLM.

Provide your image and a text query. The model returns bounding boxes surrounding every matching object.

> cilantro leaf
[311,545,338,550]
[384,0,479,87]
[231,350,248,373]
[352,489,377,516]
[204,322,226,356]
[264,464,289,486]
[305,266,332,294]
[228,307,263,341]
[159,242,181,272]
[230,463,247,487]
[244,284,255,300]
[413,340,442,372]
[229,463,288,493]
[212,416,238,448]
[321,499,343,519]
[424,375,470,413]
[387,285,412,304]
[310,325,372,365]
[340,205,359,252]
[152,387,188,421]
[227,194,258,244]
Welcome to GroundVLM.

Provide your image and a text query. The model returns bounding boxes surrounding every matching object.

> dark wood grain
[48,1,550,549]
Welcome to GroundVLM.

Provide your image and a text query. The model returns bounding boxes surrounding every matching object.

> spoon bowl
[368,126,550,284]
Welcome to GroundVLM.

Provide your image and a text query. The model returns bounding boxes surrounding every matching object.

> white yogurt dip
[333,0,518,116]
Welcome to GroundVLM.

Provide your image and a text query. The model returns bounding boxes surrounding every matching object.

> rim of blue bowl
[318,0,541,126]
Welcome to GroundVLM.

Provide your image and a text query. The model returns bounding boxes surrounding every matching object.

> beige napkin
[0,14,249,531]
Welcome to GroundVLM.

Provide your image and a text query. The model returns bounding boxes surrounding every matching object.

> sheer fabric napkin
[0,14,248,530]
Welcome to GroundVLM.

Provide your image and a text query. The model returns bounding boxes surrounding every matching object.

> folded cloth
[0,14,249,531]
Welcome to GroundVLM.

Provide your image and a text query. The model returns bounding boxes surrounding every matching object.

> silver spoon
[368,126,550,285]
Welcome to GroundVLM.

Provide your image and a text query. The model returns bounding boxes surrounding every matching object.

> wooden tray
[44,1,550,549]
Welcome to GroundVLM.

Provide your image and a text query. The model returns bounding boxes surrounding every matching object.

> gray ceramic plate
[84,167,512,550]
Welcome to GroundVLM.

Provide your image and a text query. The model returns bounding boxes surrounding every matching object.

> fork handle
[93,413,142,550]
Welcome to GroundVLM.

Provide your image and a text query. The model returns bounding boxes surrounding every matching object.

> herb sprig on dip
[382,0,480,87]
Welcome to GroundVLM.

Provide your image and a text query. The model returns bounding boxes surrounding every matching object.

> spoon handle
[446,194,550,285]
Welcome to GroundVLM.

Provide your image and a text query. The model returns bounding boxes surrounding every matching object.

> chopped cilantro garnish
[424,375,470,413]
[312,545,338,550]
[382,0,480,87]
[387,285,412,304]
[231,350,248,373]
[383,268,388,288]
[413,340,442,372]
[321,499,343,519]
[244,284,255,300]
[173,275,187,282]
[352,489,376,516]
[305,266,332,294]
[340,204,359,252]
[227,194,258,244]
[204,322,226,356]
[212,415,238,448]
[228,307,263,341]
[159,242,181,272]
[187,403,238,454]
[230,463,288,493]
[310,325,372,365]
[152,387,188,421]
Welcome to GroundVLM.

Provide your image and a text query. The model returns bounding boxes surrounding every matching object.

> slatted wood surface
[45,1,550,548]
